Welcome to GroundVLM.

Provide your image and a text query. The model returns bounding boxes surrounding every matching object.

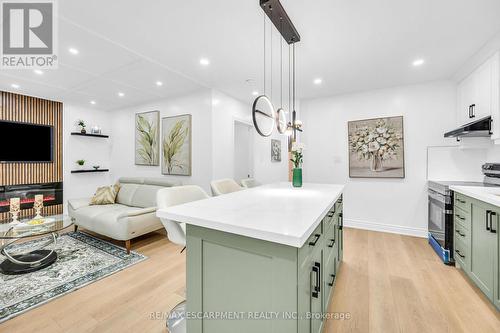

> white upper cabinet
[456,51,500,142]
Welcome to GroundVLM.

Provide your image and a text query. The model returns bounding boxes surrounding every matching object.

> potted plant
[76,119,86,134]
[290,142,305,187]
[76,159,85,170]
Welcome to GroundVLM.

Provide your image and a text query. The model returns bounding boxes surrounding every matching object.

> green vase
[292,168,302,187]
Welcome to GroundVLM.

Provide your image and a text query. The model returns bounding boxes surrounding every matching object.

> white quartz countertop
[450,185,500,207]
[157,182,344,248]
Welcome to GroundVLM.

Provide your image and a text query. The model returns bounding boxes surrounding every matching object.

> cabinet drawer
[324,207,336,231]
[454,206,471,230]
[335,196,343,215]
[299,223,323,270]
[454,219,469,246]
[454,193,471,213]
[454,238,469,271]
[323,222,336,264]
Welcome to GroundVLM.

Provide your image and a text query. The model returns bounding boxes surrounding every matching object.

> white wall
[301,81,457,237]
[109,89,213,193]
[211,90,288,184]
[63,104,111,210]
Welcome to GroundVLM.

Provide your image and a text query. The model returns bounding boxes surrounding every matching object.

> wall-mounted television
[0,120,53,162]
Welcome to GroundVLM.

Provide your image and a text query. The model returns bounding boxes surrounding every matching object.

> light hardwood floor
[1,228,499,332]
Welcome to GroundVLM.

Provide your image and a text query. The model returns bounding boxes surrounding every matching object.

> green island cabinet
[453,192,500,310]
[186,196,343,333]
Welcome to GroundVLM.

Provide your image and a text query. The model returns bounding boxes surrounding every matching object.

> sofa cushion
[116,183,139,206]
[131,184,165,208]
[70,203,131,220]
[119,177,145,184]
[143,178,179,187]
[90,184,120,205]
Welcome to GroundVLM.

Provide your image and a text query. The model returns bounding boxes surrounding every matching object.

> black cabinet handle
[457,198,466,204]
[455,249,465,259]
[311,264,319,298]
[328,239,335,248]
[455,229,465,237]
[315,262,321,293]
[491,212,497,233]
[311,262,321,298]
[486,210,491,231]
[339,213,343,230]
[455,214,465,221]
[309,234,321,246]
[471,104,476,118]
[328,274,335,287]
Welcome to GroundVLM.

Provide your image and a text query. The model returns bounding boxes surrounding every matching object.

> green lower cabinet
[494,211,500,310]
[186,199,344,332]
[470,201,496,300]
[454,194,500,311]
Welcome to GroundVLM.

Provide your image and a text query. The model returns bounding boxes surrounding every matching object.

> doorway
[234,121,254,182]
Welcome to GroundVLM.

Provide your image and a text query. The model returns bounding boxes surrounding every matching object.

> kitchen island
[157,182,344,333]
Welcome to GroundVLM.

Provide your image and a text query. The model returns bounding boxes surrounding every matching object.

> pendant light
[252,15,276,137]
[276,21,288,135]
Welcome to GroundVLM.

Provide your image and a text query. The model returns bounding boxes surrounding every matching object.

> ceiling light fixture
[313,78,322,85]
[156,81,163,86]
[254,0,303,148]
[252,91,259,96]
[68,48,79,55]
[118,92,125,97]
[90,100,96,105]
[199,58,210,66]
[34,69,43,75]
[412,58,425,67]
[11,83,19,89]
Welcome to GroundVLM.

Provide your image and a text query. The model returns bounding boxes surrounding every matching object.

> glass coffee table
[0,215,74,275]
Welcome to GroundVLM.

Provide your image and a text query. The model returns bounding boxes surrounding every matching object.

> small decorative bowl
[93,166,100,170]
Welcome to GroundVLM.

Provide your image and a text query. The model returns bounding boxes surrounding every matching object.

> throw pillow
[90,183,121,205]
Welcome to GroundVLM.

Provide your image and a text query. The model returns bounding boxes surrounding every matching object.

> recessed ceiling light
[68,47,79,55]
[313,78,323,85]
[252,91,259,96]
[118,92,125,97]
[90,100,96,105]
[412,59,425,67]
[199,58,210,66]
[11,83,19,89]
[33,69,43,75]
[156,81,163,86]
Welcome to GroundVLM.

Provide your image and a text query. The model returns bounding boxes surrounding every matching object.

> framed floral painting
[348,116,405,178]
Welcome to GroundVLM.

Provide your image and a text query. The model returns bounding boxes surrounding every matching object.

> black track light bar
[260,0,300,44]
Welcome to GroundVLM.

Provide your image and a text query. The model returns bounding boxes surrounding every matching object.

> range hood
[444,116,492,138]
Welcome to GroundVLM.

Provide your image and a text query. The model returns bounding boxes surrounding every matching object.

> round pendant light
[276,108,287,134]
[252,95,275,137]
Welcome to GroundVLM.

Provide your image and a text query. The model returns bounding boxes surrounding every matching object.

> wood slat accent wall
[0,91,63,220]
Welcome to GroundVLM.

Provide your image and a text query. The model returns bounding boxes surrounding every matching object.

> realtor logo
[1,0,58,68]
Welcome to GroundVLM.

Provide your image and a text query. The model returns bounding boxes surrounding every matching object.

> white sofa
[68,177,178,253]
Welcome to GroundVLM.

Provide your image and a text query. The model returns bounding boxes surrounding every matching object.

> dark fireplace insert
[0,182,63,213]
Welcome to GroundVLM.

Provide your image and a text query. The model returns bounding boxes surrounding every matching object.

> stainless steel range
[428,163,500,264]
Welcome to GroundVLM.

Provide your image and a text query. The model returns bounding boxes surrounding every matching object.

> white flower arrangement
[349,119,402,161]
[290,142,305,168]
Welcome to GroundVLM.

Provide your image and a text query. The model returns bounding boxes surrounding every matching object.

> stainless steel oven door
[428,189,451,247]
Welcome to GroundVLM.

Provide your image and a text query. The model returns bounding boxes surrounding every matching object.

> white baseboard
[344,218,427,238]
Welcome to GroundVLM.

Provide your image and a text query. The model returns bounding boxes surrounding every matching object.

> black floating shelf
[71,132,109,138]
[71,169,109,173]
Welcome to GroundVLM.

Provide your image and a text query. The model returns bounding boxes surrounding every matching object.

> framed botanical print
[161,114,192,176]
[271,139,281,162]
[135,111,159,166]
[348,116,405,178]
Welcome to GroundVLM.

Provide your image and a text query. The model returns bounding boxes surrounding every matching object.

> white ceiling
[1,0,500,110]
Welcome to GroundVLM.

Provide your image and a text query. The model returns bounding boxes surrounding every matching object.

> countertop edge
[157,187,343,248]
[450,186,500,208]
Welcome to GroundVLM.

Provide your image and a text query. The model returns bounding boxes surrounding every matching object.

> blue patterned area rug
[0,232,147,323]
